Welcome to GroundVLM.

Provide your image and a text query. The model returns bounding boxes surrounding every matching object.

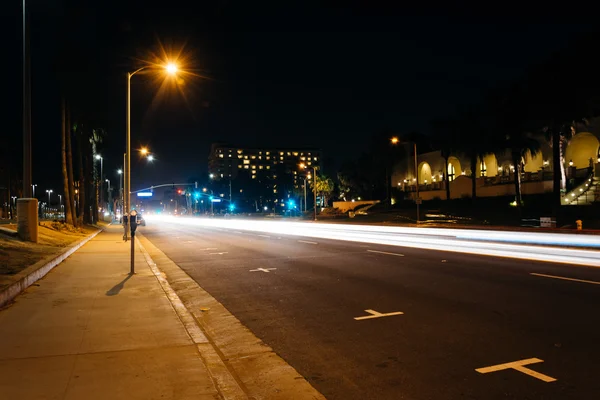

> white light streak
[144,215,600,267]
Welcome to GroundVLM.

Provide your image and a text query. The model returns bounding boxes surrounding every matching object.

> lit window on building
[252,175,256,179]
[244,165,249,169]
[238,165,242,169]
[293,152,298,156]
[300,156,306,160]
[259,165,263,169]
[219,154,224,158]
[266,151,270,155]
[252,170,256,174]
[279,151,284,155]
[220,173,224,177]
[244,155,248,159]
[287,152,291,156]
[237,155,242,159]
[237,150,243,154]
[308,157,312,161]
[266,156,270,160]
[480,161,487,177]
[251,155,256,159]
[243,159,250,165]
[266,166,270,169]
[314,157,318,161]
[228,154,232,157]
[307,162,312,165]
[252,165,256,169]
[273,189,277,193]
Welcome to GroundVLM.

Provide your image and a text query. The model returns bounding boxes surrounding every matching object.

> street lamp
[95,154,103,213]
[31,184,37,198]
[147,154,154,162]
[126,61,179,273]
[117,169,123,214]
[300,163,318,221]
[58,194,62,211]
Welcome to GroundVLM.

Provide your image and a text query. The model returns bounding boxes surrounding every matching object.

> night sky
[5,1,596,196]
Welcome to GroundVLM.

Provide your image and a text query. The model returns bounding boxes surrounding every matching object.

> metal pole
[22,0,32,198]
[32,184,36,198]
[304,178,307,212]
[414,142,419,223]
[126,74,131,243]
[229,178,232,204]
[130,234,135,274]
[100,157,103,211]
[313,167,317,221]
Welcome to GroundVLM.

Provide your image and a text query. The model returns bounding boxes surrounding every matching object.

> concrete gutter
[0,228,102,308]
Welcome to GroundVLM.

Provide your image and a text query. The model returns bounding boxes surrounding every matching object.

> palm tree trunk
[444,157,450,200]
[513,153,523,208]
[551,128,562,214]
[470,154,478,202]
[66,103,77,226]
[76,125,86,226]
[61,98,74,225]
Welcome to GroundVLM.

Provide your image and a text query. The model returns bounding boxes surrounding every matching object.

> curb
[136,233,327,400]
[0,227,102,308]
[0,226,18,237]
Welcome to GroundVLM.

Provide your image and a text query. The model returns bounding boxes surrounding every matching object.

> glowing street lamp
[125,60,179,258]
[147,154,154,162]
[300,163,318,221]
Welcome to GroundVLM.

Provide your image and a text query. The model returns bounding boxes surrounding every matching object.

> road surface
[141,218,600,400]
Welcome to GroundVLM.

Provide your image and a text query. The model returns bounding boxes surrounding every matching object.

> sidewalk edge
[0,228,102,308]
[137,233,327,400]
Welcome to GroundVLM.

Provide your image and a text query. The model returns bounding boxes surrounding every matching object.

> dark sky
[5,1,596,195]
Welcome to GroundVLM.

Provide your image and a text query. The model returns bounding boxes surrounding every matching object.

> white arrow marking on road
[367,250,404,257]
[475,358,556,382]
[250,268,277,273]
[198,248,218,251]
[354,309,404,320]
[209,252,228,255]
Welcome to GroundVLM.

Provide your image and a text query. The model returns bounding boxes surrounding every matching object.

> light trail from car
[144,215,600,267]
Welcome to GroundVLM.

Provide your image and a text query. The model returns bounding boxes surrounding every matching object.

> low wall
[332,200,379,212]
[408,178,553,201]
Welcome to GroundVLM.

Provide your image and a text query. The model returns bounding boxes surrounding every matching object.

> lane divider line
[367,249,404,257]
[530,272,600,285]
[298,240,318,245]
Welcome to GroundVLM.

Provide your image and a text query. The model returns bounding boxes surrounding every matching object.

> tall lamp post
[300,163,318,221]
[126,62,178,273]
[95,154,103,212]
[32,184,37,198]
[117,169,123,215]
[391,137,419,223]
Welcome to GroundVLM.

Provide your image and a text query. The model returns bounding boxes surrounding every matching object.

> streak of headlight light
[143,215,600,266]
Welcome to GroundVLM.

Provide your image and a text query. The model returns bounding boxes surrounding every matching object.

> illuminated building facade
[208,144,322,211]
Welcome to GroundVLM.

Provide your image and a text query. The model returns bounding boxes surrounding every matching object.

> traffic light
[177,189,182,195]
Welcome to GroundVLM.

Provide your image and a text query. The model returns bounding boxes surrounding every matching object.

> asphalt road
[141,221,600,400]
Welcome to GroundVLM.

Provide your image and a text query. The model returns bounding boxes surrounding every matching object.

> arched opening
[447,156,462,182]
[524,149,544,172]
[477,154,498,177]
[565,132,600,168]
[419,162,432,185]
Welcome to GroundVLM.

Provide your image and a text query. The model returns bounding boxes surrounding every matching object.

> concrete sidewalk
[0,225,221,400]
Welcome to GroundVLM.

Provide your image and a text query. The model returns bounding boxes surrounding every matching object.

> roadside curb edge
[136,232,327,400]
[0,227,103,308]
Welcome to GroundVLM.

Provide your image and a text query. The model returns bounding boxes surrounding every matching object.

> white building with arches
[391,131,600,203]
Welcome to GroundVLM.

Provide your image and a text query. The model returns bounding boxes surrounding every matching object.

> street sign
[415,198,422,205]
[137,192,152,197]
[211,198,222,203]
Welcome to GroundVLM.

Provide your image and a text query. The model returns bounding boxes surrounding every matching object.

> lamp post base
[17,198,38,243]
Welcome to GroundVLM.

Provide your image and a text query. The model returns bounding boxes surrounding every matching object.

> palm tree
[455,108,492,202]
[431,118,456,200]
[505,133,542,208]
[61,98,74,225]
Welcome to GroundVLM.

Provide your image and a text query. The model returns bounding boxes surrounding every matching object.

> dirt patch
[0,222,99,285]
